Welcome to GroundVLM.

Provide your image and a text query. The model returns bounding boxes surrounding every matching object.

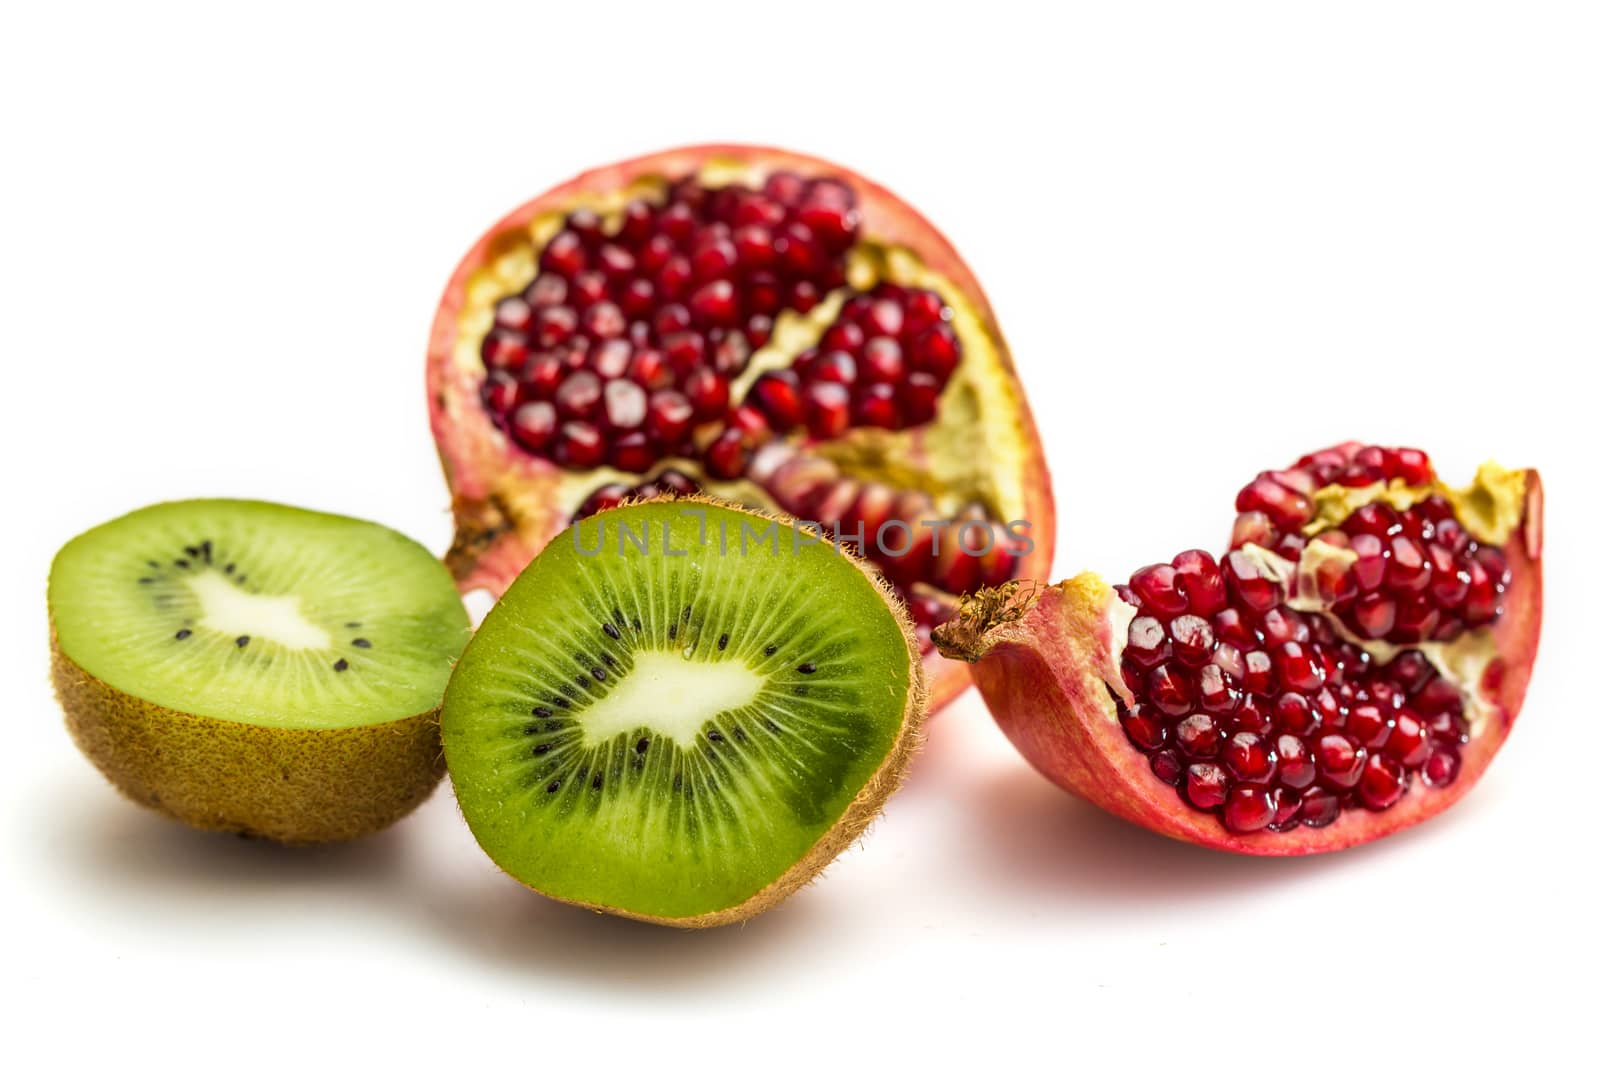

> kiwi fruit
[48,499,472,844]
[441,497,926,927]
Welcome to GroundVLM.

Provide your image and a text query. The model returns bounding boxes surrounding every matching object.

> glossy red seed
[601,378,647,431]
[1275,734,1316,789]
[1147,664,1194,717]
[751,369,804,430]
[1421,748,1462,788]
[1358,753,1408,810]
[853,382,900,429]
[1125,616,1170,667]
[646,389,694,443]
[554,370,602,420]
[703,427,749,480]
[1223,785,1278,833]
[1298,787,1341,828]
[609,432,655,473]
[1168,615,1215,666]
[1315,734,1367,790]
[1184,764,1228,810]
[554,421,604,468]
[509,401,557,452]
[1172,550,1227,615]
[803,381,852,439]
[1223,551,1283,614]
[1223,732,1276,783]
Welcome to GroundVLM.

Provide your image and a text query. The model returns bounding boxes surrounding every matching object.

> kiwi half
[442,497,926,927]
[48,499,472,844]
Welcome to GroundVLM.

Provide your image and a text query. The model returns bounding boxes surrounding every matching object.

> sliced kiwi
[48,499,472,844]
[442,497,925,926]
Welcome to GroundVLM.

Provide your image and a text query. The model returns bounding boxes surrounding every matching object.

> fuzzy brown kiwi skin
[50,629,445,845]
[456,494,929,928]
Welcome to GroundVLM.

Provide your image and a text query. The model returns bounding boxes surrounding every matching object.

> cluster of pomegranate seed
[747,285,963,440]
[1115,547,1474,833]
[572,469,699,520]
[1232,443,1509,642]
[479,172,864,472]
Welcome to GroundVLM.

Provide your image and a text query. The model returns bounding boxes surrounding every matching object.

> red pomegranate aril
[731,225,775,270]
[1421,748,1462,788]
[1223,732,1276,783]
[1147,664,1194,717]
[508,400,557,452]
[811,350,858,386]
[569,270,608,310]
[1241,650,1275,696]
[788,280,821,312]
[901,372,942,425]
[582,301,626,341]
[1126,616,1169,668]
[658,201,696,240]
[750,370,804,430]
[524,273,568,308]
[821,321,865,355]
[482,329,531,374]
[493,295,535,333]
[539,230,586,277]
[1358,753,1408,811]
[1129,564,1187,619]
[859,337,905,384]
[902,289,948,334]
[626,348,673,391]
[534,306,579,349]
[1315,734,1367,790]
[609,432,655,473]
[763,170,806,206]
[1274,734,1316,789]
[703,427,749,480]
[1223,551,1283,614]
[710,331,751,376]
[1196,663,1241,714]
[1224,785,1277,832]
[646,389,695,444]
[1236,474,1312,528]
[554,370,603,420]
[1120,705,1167,752]
[1384,710,1432,767]
[853,383,900,429]
[777,222,823,276]
[554,421,604,469]
[680,365,728,421]
[1351,593,1397,639]
[804,381,852,439]
[1275,641,1325,693]
[746,314,774,348]
[521,353,563,399]
[657,256,693,300]
[601,378,647,432]
[688,280,739,327]
[660,331,706,373]
[690,236,738,282]
[1185,763,1228,810]
[1175,713,1221,758]
[482,372,520,417]
[1298,787,1342,828]
[617,278,656,318]
[587,338,632,380]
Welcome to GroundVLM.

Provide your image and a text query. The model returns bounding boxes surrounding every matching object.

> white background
[2,2,1596,1062]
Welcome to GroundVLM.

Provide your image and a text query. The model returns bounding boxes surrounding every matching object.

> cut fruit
[426,144,1054,714]
[934,445,1542,855]
[48,499,472,844]
[441,497,925,926]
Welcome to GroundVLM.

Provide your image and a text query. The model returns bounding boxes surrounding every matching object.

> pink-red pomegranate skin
[934,451,1542,856]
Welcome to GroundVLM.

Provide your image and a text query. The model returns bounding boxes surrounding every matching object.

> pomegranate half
[427,144,1054,710]
[934,443,1542,855]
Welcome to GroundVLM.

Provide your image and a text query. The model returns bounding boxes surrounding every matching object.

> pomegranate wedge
[428,144,1054,710]
[935,444,1542,854]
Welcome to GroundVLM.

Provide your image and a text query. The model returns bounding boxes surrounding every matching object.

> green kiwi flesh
[49,499,472,843]
[441,498,925,927]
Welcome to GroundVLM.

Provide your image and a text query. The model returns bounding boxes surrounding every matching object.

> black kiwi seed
[733,726,747,742]
[668,625,677,640]
[798,663,817,674]
[603,622,620,640]
[184,545,201,558]
[333,659,349,672]
[591,667,607,682]
[138,577,153,585]
[235,636,250,648]
[717,633,729,650]
[524,724,539,735]
[591,773,603,789]
[352,638,371,649]
[635,737,650,754]
[146,560,159,568]
[682,605,692,622]
[175,629,192,640]
[576,674,590,689]
[546,781,561,793]
[552,697,570,709]
[345,621,360,628]
[174,558,189,569]
[224,563,236,575]
[533,707,552,719]
[765,645,778,656]
[533,744,551,754]
[707,729,724,743]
